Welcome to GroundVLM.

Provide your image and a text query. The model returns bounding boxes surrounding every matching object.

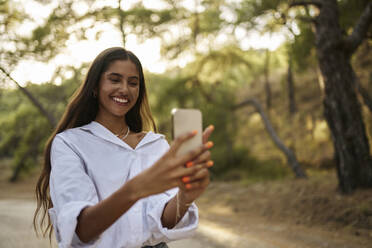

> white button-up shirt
[48,121,198,248]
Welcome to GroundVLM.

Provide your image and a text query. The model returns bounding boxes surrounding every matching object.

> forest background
[0,0,372,246]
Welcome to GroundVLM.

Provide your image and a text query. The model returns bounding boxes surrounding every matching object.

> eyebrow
[107,72,139,80]
[107,72,122,78]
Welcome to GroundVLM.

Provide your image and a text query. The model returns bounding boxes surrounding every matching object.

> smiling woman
[33,47,215,248]
[95,59,148,149]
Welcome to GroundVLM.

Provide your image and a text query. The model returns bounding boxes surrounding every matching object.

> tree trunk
[264,49,272,109]
[117,0,126,46]
[10,157,26,182]
[234,98,307,178]
[314,0,372,193]
[287,53,297,115]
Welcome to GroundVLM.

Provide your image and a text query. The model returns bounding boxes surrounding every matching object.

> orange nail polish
[192,130,198,135]
[186,184,192,189]
[206,141,214,148]
[182,177,190,183]
[186,161,193,168]
[209,125,215,131]
[207,161,214,167]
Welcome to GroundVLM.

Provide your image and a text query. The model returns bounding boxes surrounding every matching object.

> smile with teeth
[112,97,129,104]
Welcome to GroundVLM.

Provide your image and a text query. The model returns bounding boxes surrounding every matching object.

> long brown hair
[33,47,157,239]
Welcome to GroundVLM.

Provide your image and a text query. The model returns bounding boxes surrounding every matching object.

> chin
[113,112,127,118]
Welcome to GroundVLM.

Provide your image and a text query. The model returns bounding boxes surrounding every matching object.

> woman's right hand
[131,131,212,199]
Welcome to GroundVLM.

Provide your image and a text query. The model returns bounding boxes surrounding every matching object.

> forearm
[161,192,191,229]
[76,177,144,243]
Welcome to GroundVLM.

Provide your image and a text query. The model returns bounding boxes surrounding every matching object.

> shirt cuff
[49,201,99,248]
[147,195,199,241]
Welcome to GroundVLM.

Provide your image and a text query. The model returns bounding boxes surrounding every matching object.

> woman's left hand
[178,125,214,204]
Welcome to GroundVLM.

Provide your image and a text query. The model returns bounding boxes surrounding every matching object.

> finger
[190,150,211,165]
[202,125,214,144]
[175,141,214,167]
[173,163,205,179]
[184,175,210,190]
[180,161,213,184]
[169,130,198,154]
[185,159,214,169]
[183,168,209,183]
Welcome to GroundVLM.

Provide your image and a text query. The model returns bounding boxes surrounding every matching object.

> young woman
[34,47,214,248]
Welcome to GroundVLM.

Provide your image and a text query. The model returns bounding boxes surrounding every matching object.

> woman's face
[96,59,140,120]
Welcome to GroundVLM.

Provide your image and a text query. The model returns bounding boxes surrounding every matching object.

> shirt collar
[79,121,165,150]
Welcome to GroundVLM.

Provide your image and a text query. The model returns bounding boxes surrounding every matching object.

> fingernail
[206,141,214,149]
[186,184,192,189]
[191,130,198,135]
[182,176,190,183]
[208,125,215,131]
[207,160,214,167]
[186,161,193,168]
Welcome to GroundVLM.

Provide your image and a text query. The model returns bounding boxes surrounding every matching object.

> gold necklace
[116,126,130,140]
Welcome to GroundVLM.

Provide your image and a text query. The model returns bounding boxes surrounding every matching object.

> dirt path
[0,197,369,248]
[194,178,372,248]
[0,173,371,248]
[0,199,52,248]
[0,198,212,248]
[196,209,368,248]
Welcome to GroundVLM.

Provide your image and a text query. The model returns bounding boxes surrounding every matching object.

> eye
[109,77,121,83]
[129,81,139,86]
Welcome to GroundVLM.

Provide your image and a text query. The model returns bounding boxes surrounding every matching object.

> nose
[118,80,129,94]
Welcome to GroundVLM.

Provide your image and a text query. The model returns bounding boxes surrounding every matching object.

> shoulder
[52,123,94,151]
[142,131,170,153]
[146,131,168,143]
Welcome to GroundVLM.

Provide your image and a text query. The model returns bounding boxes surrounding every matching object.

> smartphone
[171,108,203,156]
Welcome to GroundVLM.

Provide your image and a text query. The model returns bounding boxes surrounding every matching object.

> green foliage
[291,22,316,72]
[27,3,76,61]
[1,0,370,183]
[213,145,291,182]
[147,73,204,136]
[0,67,82,180]
[198,2,223,34]
[338,0,371,34]
[0,104,51,178]
[123,5,174,39]
[146,47,268,176]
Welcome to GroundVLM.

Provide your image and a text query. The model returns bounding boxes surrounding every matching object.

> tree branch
[344,2,372,56]
[233,97,307,178]
[289,0,322,9]
[118,0,126,46]
[354,72,372,114]
[0,66,56,127]
[192,78,215,103]
[296,16,316,23]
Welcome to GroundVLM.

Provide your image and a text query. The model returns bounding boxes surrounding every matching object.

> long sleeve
[143,139,199,245]
[49,135,99,248]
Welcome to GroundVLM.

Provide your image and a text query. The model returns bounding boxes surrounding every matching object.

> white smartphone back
[172,108,203,156]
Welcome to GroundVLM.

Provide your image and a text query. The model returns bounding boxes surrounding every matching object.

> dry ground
[197,171,372,247]
[0,166,371,248]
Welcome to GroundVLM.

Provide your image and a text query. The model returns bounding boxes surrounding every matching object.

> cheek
[132,88,140,101]
[98,81,110,97]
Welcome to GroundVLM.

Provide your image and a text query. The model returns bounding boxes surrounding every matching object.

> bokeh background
[0,0,371,247]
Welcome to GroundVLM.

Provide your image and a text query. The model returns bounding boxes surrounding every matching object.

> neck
[95,113,128,136]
